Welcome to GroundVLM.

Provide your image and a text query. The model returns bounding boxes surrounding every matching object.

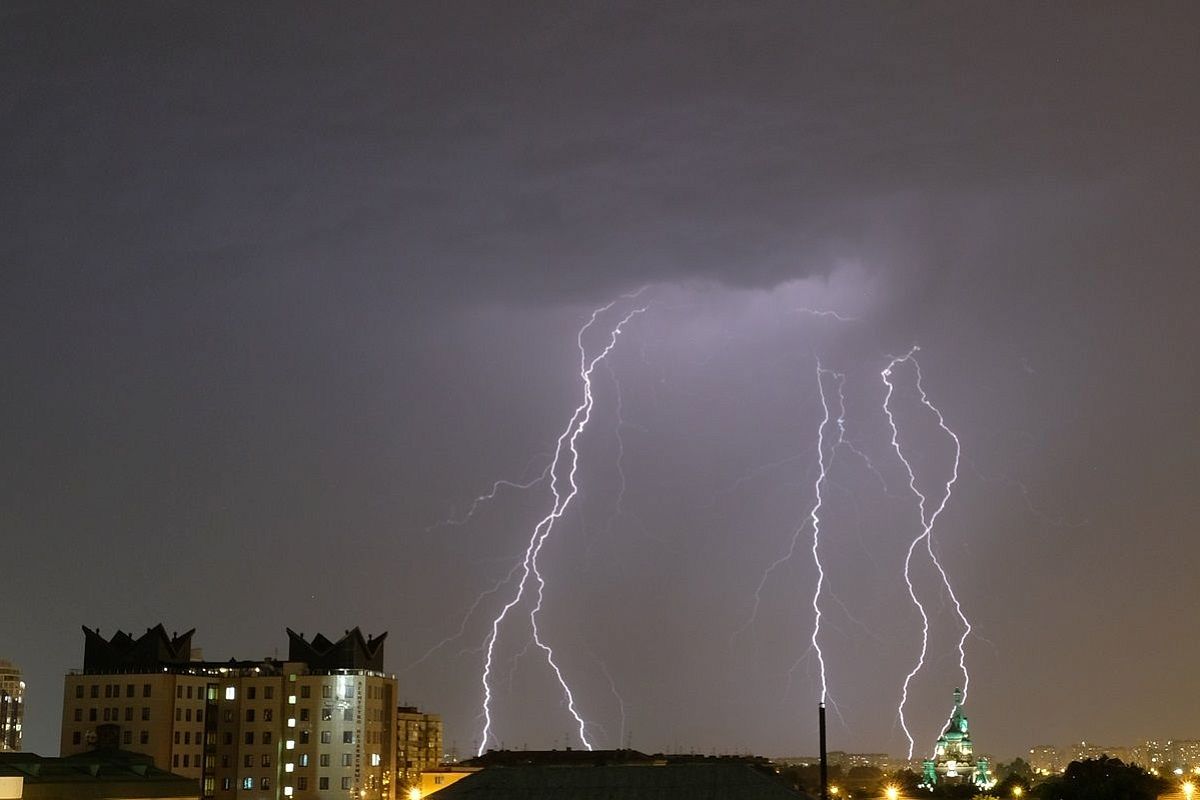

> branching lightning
[881,346,972,758]
[477,295,646,755]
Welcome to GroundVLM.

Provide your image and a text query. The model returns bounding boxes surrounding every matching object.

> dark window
[223,732,233,746]
[300,709,309,721]
[186,708,192,721]
[260,778,271,790]
[173,754,179,767]
[299,730,310,744]
[196,709,203,722]
[88,708,97,722]
[248,687,256,700]
[262,731,272,745]
[298,777,308,790]
[140,731,149,745]
[343,731,353,744]
[264,686,274,699]
[343,708,354,722]
[243,755,252,768]
[262,754,271,767]
[341,777,352,790]
[90,685,99,698]
[319,754,330,767]
[319,778,329,790]
[245,709,255,722]
[322,708,332,721]
[123,730,132,745]
[143,683,152,697]
[126,684,135,698]
[322,685,331,699]
[300,686,311,699]
[187,686,193,699]
[176,686,182,699]
[342,753,353,766]
[183,754,190,768]
[73,708,82,721]
[244,732,254,745]
[263,709,272,722]
[320,731,331,744]
[142,707,150,720]
[72,731,81,745]
[124,707,133,721]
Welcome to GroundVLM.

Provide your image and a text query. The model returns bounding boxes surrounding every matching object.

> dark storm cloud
[2,1,1198,760]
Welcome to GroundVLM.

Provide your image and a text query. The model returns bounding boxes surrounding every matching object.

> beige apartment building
[395,707,442,792]
[61,625,399,800]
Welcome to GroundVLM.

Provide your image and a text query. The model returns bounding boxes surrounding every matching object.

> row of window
[219,776,354,791]
[73,706,152,722]
[70,729,149,746]
[77,683,153,699]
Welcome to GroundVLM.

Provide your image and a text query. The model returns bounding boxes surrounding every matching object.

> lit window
[287,717,296,728]
[285,762,295,773]
[242,778,253,790]
[284,788,294,797]
[224,686,236,700]
[285,739,295,750]
[371,754,381,767]
[288,695,297,705]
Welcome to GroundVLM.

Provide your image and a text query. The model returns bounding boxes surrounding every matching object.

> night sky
[3,2,1198,762]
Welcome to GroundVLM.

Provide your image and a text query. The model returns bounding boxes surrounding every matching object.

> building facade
[0,663,23,752]
[395,708,442,792]
[61,625,398,800]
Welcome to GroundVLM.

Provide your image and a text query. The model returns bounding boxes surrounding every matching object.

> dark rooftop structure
[75,625,388,675]
[82,625,195,674]
[440,750,810,800]
[0,749,198,799]
[287,627,387,672]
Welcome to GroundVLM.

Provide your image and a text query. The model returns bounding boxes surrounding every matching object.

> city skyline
[3,1,1198,764]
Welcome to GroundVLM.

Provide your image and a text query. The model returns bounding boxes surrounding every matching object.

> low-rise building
[396,707,442,792]
[0,750,198,800]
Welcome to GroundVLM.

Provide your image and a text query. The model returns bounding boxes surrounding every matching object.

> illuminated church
[920,688,995,790]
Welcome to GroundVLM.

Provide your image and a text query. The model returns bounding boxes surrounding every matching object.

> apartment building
[395,707,442,791]
[61,625,397,800]
[0,663,22,752]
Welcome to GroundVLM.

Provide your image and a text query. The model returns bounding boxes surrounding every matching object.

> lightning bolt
[477,295,646,755]
[425,457,552,532]
[881,346,971,758]
[808,362,835,703]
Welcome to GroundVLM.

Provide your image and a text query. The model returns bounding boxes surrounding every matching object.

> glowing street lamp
[1181,780,1194,800]
[1012,787,1023,799]
[885,784,900,800]
[407,789,422,800]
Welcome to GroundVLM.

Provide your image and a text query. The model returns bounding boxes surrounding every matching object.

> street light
[1181,780,1194,800]
[885,784,900,800]
[1012,786,1023,799]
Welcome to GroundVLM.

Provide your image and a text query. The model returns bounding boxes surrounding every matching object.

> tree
[1034,757,1168,800]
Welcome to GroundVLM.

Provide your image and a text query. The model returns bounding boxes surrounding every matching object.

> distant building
[1131,740,1200,774]
[0,749,198,799]
[1027,744,1062,775]
[920,688,994,790]
[60,624,398,799]
[0,663,23,752]
[396,707,442,792]
[1065,741,1131,766]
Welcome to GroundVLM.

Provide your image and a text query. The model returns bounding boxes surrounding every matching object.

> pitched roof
[428,760,810,800]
